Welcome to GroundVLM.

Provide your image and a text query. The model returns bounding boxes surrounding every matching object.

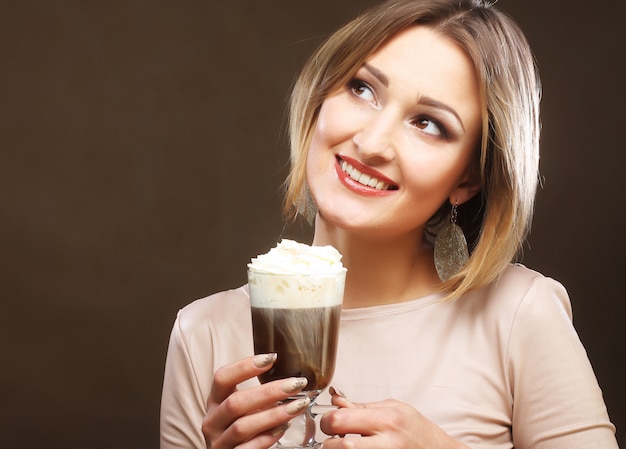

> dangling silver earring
[434,202,469,281]
[297,184,317,226]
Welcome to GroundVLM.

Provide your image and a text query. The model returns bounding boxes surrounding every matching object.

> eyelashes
[347,79,375,102]
[346,77,449,139]
[413,116,447,138]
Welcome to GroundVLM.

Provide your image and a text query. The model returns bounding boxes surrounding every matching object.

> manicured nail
[282,377,308,394]
[285,397,311,415]
[254,353,277,368]
[270,422,290,437]
[329,386,346,399]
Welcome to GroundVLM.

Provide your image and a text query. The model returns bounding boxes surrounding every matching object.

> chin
[317,208,379,234]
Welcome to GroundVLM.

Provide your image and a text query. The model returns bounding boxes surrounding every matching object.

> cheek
[306,103,345,174]
[305,130,331,194]
[312,95,360,147]
[400,152,469,198]
[306,125,327,171]
[306,122,328,173]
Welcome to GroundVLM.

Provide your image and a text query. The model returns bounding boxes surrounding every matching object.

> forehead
[364,25,481,128]
[366,25,478,90]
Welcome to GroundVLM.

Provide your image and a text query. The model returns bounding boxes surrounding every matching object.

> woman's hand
[320,390,469,449]
[202,354,310,449]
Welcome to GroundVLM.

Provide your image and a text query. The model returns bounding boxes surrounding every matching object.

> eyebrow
[363,63,465,132]
[364,63,389,87]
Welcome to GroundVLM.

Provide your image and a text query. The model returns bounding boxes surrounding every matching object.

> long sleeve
[160,311,209,449]
[160,287,255,449]
[508,277,618,448]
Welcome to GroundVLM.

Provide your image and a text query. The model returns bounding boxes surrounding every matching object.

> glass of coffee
[247,240,346,449]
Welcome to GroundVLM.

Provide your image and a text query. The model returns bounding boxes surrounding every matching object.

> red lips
[335,155,398,196]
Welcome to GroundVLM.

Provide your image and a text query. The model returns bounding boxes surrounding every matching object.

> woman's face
[306,25,482,239]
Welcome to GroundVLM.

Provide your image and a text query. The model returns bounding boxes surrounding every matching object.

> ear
[450,169,482,206]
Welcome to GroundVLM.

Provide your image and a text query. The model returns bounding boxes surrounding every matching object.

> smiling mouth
[338,157,398,191]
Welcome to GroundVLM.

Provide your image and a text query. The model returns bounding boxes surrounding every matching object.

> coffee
[247,239,346,394]
[252,305,341,391]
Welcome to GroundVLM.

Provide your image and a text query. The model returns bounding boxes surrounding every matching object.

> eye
[348,79,376,103]
[414,117,447,138]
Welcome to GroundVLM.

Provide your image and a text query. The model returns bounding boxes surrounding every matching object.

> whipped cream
[247,239,346,308]
[248,239,346,275]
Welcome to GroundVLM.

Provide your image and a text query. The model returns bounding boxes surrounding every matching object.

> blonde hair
[284,0,541,300]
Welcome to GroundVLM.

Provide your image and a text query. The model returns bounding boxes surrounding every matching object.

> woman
[160,0,618,447]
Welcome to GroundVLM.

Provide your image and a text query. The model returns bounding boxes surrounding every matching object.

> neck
[312,218,441,309]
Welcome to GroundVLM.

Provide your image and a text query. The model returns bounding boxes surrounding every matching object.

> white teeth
[340,159,391,191]
[359,173,371,185]
[349,167,362,182]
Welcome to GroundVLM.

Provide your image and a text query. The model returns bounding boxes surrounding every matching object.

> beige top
[160,264,618,448]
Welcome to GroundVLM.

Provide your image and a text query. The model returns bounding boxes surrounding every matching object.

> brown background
[1,1,624,447]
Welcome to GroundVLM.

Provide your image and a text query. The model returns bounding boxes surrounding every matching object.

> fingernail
[281,377,308,394]
[254,353,277,368]
[329,386,347,399]
[270,422,290,437]
[285,397,311,415]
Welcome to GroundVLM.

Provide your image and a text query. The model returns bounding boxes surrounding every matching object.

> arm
[508,277,618,448]
[160,311,208,449]
[160,308,310,449]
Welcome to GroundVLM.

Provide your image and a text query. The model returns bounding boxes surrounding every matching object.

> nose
[352,111,397,163]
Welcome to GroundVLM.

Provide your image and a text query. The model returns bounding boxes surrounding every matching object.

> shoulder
[491,263,567,297]
[178,285,250,319]
[168,285,254,373]
[478,264,571,317]
[459,264,573,338]
[175,285,251,339]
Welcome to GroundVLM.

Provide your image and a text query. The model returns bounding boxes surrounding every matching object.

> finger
[318,435,357,449]
[232,423,290,449]
[320,435,390,449]
[329,386,358,409]
[320,406,384,437]
[321,399,413,438]
[214,397,311,449]
[209,377,309,431]
[209,354,277,405]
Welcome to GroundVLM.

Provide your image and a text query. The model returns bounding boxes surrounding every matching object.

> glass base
[277,412,319,449]
[277,392,322,449]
